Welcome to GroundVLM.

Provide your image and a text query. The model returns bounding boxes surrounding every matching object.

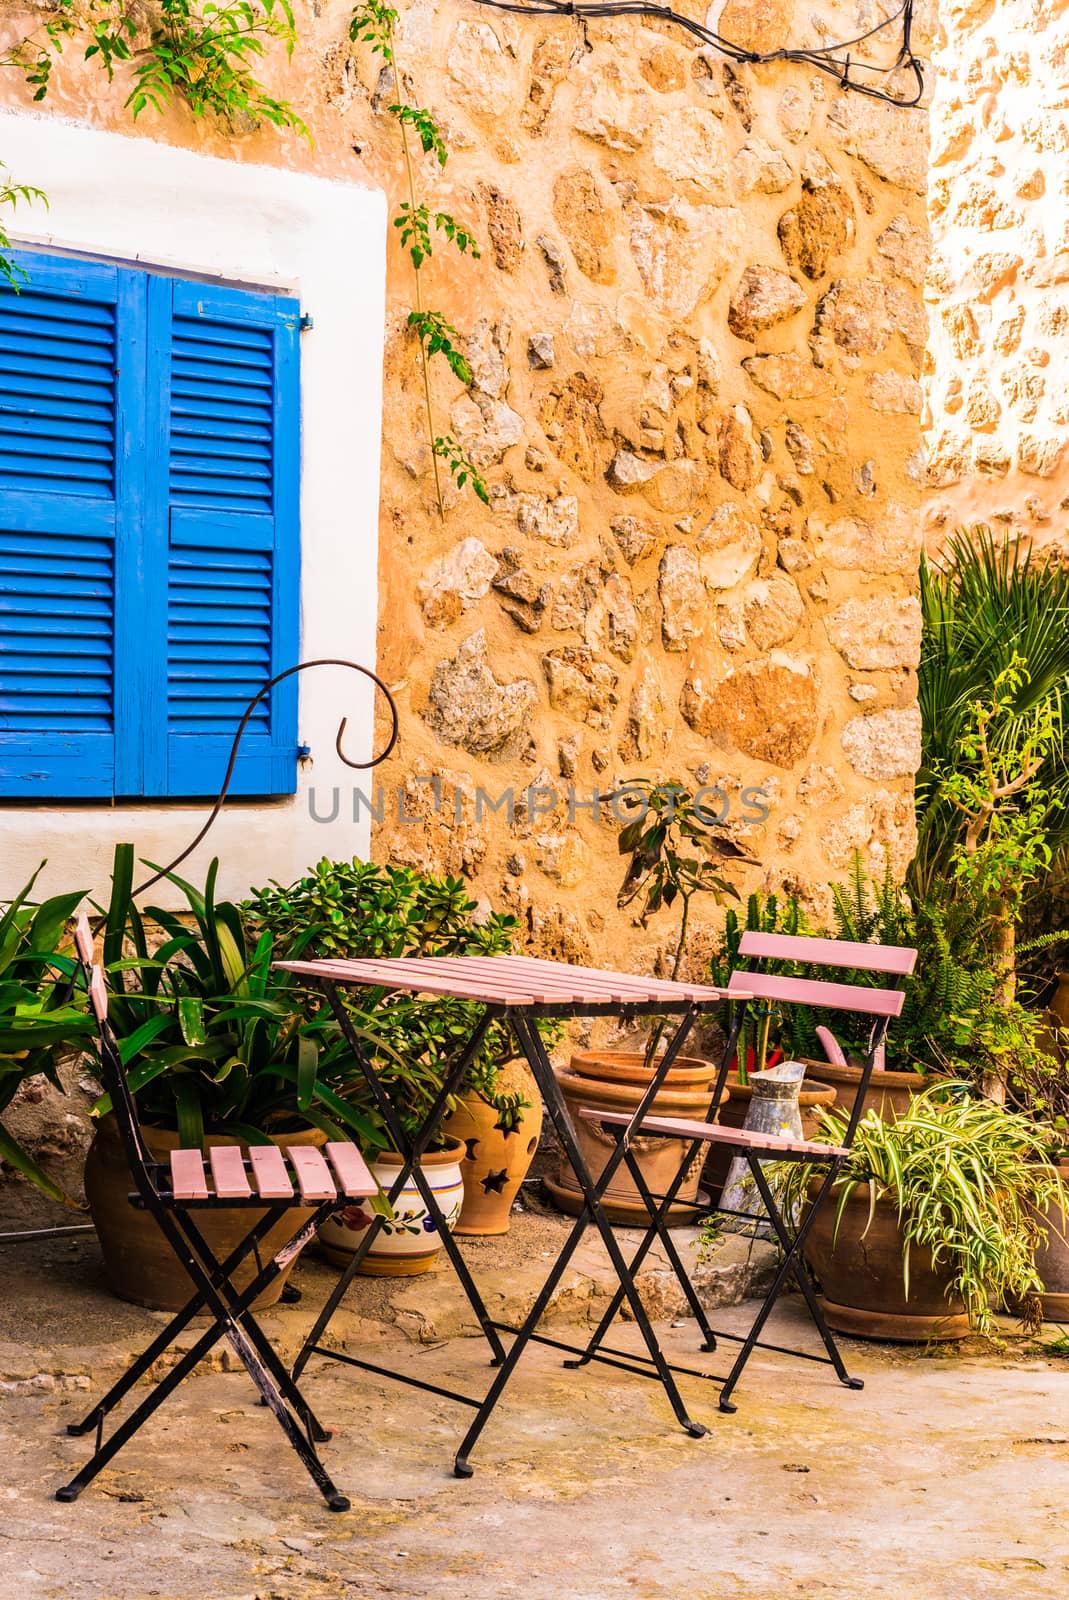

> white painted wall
[0,109,388,906]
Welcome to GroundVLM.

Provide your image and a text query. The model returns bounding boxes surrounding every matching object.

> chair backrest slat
[726,968,905,1018]
[73,912,94,967]
[88,967,108,1024]
[737,930,916,976]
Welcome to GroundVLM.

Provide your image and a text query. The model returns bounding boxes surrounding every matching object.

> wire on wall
[466,0,924,108]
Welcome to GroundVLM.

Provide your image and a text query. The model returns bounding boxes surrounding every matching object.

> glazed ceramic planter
[84,1116,324,1312]
[545,1051,717,1226]
[317,1140,465,1276]
[443,1057,543,1236]
[804,1180,969,1341]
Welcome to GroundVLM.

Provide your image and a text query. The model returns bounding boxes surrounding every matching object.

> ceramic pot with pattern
[317,1140,465,1277]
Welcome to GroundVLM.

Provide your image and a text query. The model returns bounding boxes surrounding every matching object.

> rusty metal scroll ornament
[132,659,399,898]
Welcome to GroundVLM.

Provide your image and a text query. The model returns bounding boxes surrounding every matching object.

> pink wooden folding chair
[570,930,916,1411]
[56,914,376,1510]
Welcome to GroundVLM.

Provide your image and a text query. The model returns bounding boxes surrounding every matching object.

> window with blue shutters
[0,251,300,800]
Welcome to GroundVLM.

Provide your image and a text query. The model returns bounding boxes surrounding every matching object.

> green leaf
[296,1034,318,1112]
[173,1078,205,1153]
[178,996,207,1047]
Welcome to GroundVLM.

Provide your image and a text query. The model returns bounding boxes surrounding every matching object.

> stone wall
[0,0,932,971]
[926,0,1069,550]
[370,2,931,967]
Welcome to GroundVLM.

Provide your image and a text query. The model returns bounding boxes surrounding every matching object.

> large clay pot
[804,1180,969,1341]
[545,1051,717,1226]
[443,1058,543,1236]
[84,1116,325,1312]
[703,1073,837,1204]
[317,1140,465,1276]
[1034,1160,1069,1321]
[804,1058,931,1125]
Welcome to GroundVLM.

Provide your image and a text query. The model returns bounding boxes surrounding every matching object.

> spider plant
[0,865,95,1201]
[774,1086,1068,1334]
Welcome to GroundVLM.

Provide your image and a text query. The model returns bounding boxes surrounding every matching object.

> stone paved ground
[3,1217,1068,1600]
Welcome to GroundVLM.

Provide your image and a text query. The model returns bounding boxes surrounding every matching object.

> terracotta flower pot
[803,1057,931,1125]
[1034,1159,1069,1321]
[545,1050,718,1226]
[317,1140,465,1277]
[443,1057,544,1236]
[84,1116,325,1312]
[703,1073,837,1204]
[804,1179,969,1341]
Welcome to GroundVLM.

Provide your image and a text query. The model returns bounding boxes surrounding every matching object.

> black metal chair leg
[177,1210,337,1443]
[717,1155,852,1412]
[564,1139,715,1369]
[65,1205,288,1437]
[747,1158,860,1390]
[60,1209,348,1508]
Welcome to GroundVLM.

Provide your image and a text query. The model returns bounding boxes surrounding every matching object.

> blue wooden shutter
[0,255,144,797]
[142,278,300,798]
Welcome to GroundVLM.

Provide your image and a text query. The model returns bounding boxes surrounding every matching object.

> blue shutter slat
[149,284,299,798]
[0,255,124,796]
[0,253,299,800]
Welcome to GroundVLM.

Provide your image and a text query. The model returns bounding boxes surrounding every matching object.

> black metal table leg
[451,1008,709,1477]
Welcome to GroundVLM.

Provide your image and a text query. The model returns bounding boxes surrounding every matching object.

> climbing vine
[349,0,489,514]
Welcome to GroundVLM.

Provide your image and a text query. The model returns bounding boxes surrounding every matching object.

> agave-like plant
[774,1086,1067,1333]
[0,866,95,1201]
[915,526,1069,893]
[91,843,392,1153]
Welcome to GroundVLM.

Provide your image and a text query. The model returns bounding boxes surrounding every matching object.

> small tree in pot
[547,780,748,1225]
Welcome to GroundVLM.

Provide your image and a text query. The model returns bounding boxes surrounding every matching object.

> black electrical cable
[466,0,924,108]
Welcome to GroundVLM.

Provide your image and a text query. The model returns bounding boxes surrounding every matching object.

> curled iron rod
[132,659,399,899]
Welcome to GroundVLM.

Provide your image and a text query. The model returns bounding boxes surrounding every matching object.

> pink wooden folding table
[278,953,740,1474]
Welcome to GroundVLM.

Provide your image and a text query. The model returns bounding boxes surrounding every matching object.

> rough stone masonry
[0,0,936,975]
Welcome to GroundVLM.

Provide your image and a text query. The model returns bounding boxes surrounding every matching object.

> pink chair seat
[577,1107,848,1161]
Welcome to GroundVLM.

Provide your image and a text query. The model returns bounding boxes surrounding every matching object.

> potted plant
[0,867,95,1206]
[547,780,746,1225]
[772,1086,1067,1341]
[246,857,545,1251]
[84,845,392,1309]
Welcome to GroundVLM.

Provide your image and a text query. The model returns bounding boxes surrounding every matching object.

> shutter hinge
[299,315,314,333]
[297,743,312,760]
